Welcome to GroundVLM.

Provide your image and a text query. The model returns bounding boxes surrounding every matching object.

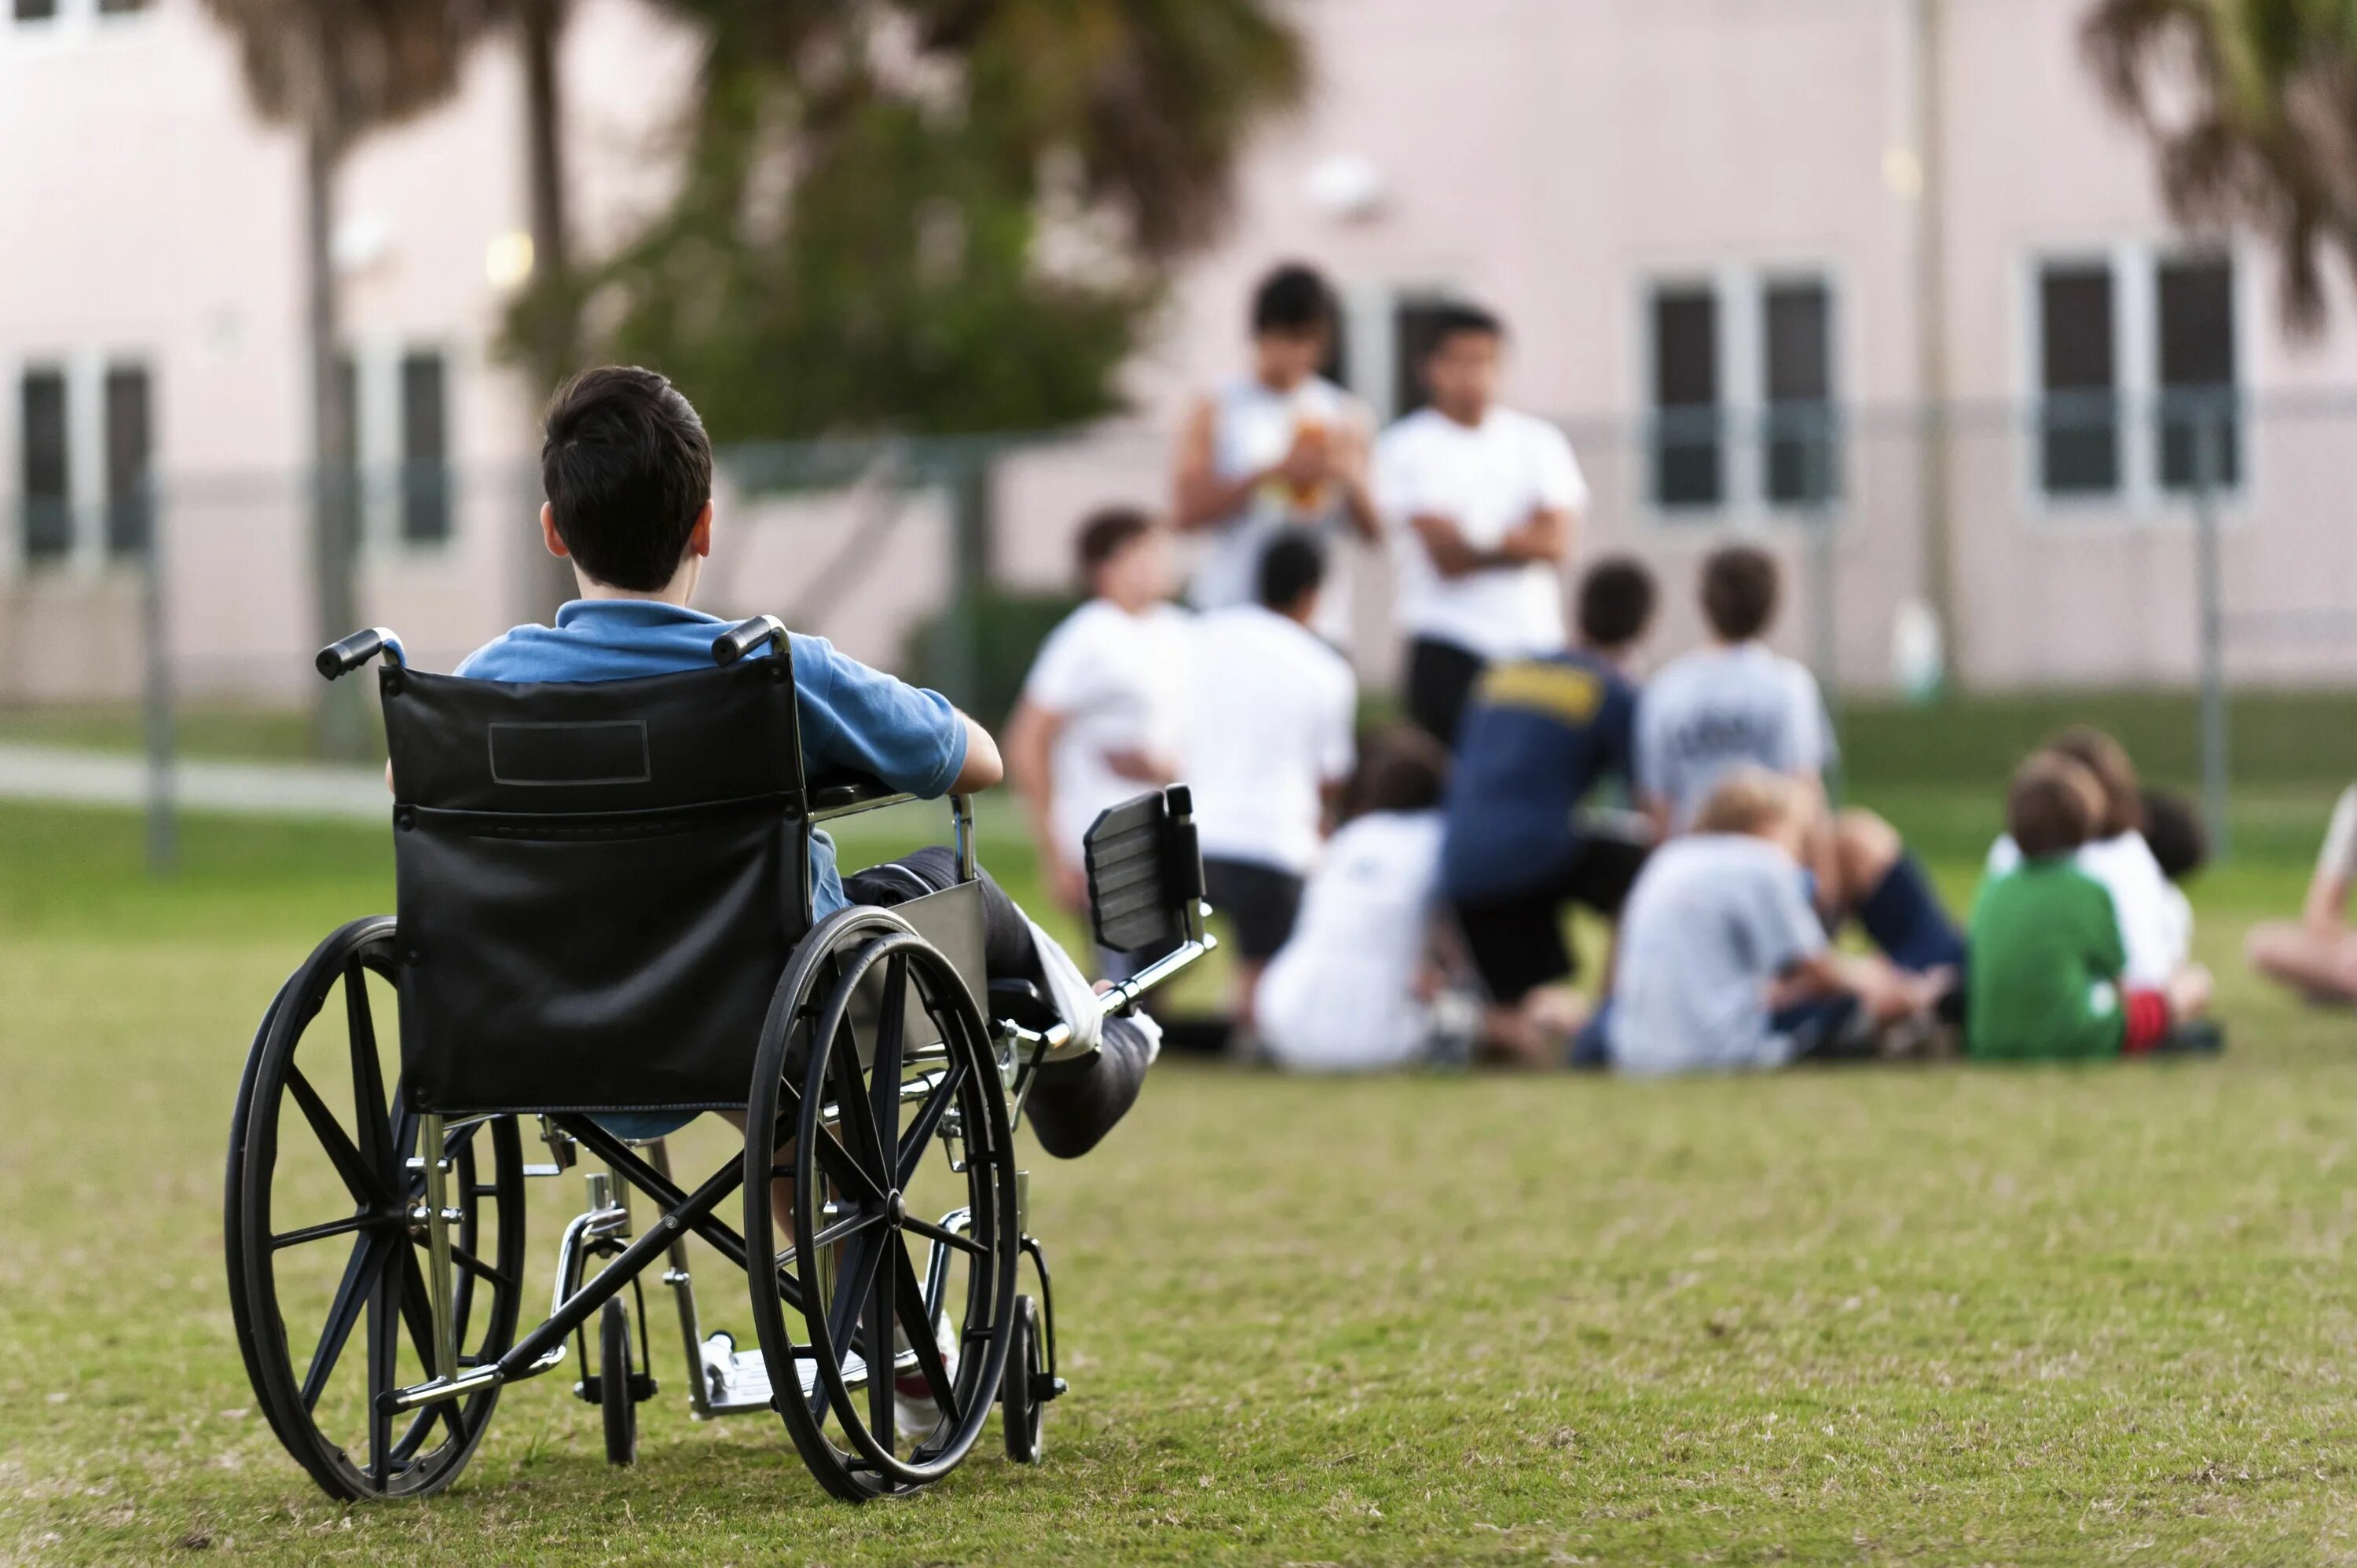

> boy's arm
[951,713,1003,793]
[1172,397,1264,533]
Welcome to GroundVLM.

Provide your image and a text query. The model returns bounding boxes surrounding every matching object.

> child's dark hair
[2007,750,2100,860]
[540,366,713,592]
[1074,506,1155,586]
[2140,786,2209,882]
[1700,544,1780,641]
[1578,557,1657,650]
[2047,726,2144,837]
[1257,533,1326,612]
[1421,302,1505,358]
[1251,263,1338,336]
[1343,724,1450,820]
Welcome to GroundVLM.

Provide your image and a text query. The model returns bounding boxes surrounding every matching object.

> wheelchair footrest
[698,1330,915,1417]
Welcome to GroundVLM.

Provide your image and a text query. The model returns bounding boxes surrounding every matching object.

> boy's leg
[841,847,1156,1159]
[1200,856,1306,1035]
[2247,919,2357,1003]
[1832,808,1966,973]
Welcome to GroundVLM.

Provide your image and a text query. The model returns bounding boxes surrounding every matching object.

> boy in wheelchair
[460,366,1162,1160]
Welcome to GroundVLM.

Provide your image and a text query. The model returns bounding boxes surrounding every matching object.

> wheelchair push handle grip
[712,614,787,666]
[316,627,406,681]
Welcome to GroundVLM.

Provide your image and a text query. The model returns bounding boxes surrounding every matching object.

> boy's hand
[1102,746,1178,786]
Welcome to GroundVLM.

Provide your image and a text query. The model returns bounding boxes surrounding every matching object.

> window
[2037,263,2120,496]
[13,0,60,20]
[1649,285,1722,509]
[2157,253,2239,491]
[103,364,150,557]
[398,350,450,544]
[96,0,150,13]
[20,368,70,563]
[1762,279,1835,506]
[2032,249,2242,503]
[1387,294,1460,420]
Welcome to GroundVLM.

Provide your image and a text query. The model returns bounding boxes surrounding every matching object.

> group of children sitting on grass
[1195,543,2227,1072]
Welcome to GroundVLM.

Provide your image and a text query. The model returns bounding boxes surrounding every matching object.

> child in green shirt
[1968,752,2214,1060]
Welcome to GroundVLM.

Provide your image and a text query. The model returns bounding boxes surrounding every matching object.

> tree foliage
[524,0,1307,443]
[2084,0,2357,330]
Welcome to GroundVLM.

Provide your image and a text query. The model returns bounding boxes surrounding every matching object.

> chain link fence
[5,397,2353,869]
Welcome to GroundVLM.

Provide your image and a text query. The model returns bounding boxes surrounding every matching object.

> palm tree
[201,0,493,754]
[547,0,1307,443]
[2084,0,2357,332]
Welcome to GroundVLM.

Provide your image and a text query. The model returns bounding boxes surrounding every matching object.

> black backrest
[379,650,812,1114]
[1083,786,1205,954]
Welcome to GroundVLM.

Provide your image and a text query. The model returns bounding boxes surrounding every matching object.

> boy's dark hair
[1421,302,1505,358]
[1578,557,1658,650]
[2007,750,2100,860]
[1251,264,1338,336]
[1343,724,1449,820]
[1074,506,1155,585]
[1700,544,1780,641]
[540,366,713,592]
[2140,786,2209,882]
[1257,532,1326,612]
[2047,726,2144,837]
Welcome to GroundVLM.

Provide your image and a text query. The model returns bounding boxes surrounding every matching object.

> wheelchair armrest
[808,769,908,817]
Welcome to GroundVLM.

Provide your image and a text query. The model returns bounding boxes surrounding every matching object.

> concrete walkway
[0,743,388,822]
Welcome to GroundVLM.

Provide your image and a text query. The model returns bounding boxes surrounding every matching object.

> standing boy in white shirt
[1006,509,1194,969]
[1188,533,1358,1031]
[1171,262,1378,647]
[1373,302,1587,747]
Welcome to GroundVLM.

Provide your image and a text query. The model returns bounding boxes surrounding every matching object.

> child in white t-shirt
[1006,509,1193,949]
[1189,534,1357,1029]
[1259,727,1468,1072]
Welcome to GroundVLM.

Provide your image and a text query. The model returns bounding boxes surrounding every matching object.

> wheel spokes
[284,1067,396,1211]
[868,956,907,1176]
[890,1237,958,1427]
[300,1234,387,1412]
[827,1014,888,1182]
[811,1207,885,1251]
[865,1229,896,1456]
[363,1241,401,1489]
[346,962,398,1177]
[272,1212,379,1252]
[901,1213,985,1259]
[897,1059,967,1188]
[823,1230,889,1359]
[448,1242,517,1292]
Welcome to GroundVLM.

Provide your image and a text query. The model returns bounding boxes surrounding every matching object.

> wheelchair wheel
[225,917,527,1500]
[742,907,1023,1501]
[1003,1295,1044,1464]
[599,1299,637,1467]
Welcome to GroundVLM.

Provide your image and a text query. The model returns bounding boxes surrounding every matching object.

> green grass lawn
[7,794,2357,1565]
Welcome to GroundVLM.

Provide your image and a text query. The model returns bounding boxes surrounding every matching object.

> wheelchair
[223,616,1212,1502]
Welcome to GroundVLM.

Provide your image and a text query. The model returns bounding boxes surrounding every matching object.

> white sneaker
[893,1320,960,1440]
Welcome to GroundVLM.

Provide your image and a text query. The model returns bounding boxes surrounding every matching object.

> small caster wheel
[601,1298,637,1467]
[1003,1294,1044,1464]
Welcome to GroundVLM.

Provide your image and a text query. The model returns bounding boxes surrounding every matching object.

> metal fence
[5,395,2353,869]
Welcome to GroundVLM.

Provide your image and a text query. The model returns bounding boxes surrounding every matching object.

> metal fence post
[2192,405,2230,862]
[1804,410,1843,802]
[140,475,176,874]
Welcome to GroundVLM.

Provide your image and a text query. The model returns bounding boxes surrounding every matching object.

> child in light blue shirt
[456,366,1157,1161]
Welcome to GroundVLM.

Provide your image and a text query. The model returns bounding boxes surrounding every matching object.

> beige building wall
[5,0,2355,702]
